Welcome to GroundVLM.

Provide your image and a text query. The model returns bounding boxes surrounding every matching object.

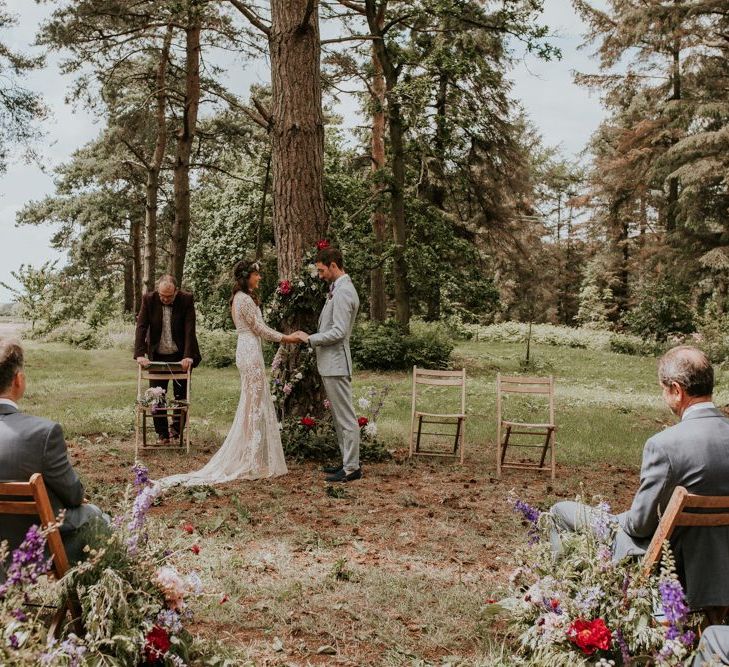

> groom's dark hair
[0,339,23,393]
[316,247,344,270]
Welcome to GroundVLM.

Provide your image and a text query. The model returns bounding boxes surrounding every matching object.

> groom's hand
[295,331,310,343]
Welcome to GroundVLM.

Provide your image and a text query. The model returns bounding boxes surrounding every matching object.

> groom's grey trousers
[322,376,360,473]
[693,626,729,666]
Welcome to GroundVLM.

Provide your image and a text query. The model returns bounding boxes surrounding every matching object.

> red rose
[300,416,316,428]
[358,416,369,428]
[143,625,171,663]
[277,280,292,295]
[182,522,194,534]
[191,544,200,555]
[567,618,612,655]
[316,239,330,250]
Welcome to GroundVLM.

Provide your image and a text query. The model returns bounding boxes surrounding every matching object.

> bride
[156,259,301,488]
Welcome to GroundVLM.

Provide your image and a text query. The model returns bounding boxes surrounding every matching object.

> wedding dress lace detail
[156,292,288,488]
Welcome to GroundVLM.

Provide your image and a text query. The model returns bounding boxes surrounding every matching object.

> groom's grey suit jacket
[0,403,85,550]
[615,407,729,607]
[308,274,359,377]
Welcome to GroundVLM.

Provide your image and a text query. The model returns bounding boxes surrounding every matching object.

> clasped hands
[283,330,310,344]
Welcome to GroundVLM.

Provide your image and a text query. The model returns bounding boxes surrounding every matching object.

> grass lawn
[14,334,726,665]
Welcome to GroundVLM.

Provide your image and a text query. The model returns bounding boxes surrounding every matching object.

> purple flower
[133,462,149,488]
[659,578,690,625]
[9,634,19,649]
[0,525,52,597]
[126,483,159,554]
[512,499,541,542]
[11,607,27,622]
[615,629,631,664]
[592,501,613,542]
[156,608,184,634]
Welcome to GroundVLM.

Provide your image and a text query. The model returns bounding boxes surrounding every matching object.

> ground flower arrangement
[496,497,700,666]
[0,464,231,666]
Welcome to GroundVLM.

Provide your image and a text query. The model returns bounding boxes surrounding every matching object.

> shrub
[609,333,662,357]
[623,280,695,341]
[695,307,729,363]
[197,328,238,368]
[351,319,454,371]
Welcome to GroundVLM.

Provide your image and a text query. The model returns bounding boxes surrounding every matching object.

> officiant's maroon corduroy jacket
[133,290,202,368]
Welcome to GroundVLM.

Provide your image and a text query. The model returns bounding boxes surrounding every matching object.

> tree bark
[131,212,143,313]
[123,225,134,313]
[369,16,387,322]
[170,5,201,285]
[143,24,173,293]
[269,0,328,280]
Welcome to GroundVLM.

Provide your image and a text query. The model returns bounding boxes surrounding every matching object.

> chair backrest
[412,367,466,413]
[496,374,555,423]
[642,486,729,575]
[137,363,191,400]
[0,473,70,579]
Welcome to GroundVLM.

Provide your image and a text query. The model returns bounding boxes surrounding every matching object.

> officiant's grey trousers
[693,626,729,666]
[322,375,360,472]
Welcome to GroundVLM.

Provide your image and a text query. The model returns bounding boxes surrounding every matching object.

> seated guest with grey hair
[550,345,729,610]
[0,339,107,565]
[694,626,729,665]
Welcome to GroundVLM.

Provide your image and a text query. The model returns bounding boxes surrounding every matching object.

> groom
[298,247,361,482]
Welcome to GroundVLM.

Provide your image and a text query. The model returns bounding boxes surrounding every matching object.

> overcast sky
[0,0,607,302]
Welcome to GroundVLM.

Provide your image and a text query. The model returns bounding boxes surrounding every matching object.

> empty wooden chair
[409,366,466,464]
[496,374,556,480]
[642,486,729,624]
[0,473,83,637]
[135,361,191,457]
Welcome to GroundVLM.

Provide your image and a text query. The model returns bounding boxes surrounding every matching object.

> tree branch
[298,0,315,33]
[321,34,379,44]
[227,0,271,36]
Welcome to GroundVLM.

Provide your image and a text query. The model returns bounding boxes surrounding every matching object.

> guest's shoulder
[5,411,60,439]
[178,290,195,302]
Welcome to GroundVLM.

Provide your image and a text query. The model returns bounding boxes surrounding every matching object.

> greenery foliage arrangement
[496,497,699,665]
[0,465,228,666]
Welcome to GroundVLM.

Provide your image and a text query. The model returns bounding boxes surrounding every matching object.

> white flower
[294,372,303,380]
[357,397,371,410]
[298,280,305,288]
[185,572,203,595]
[364,422,378,438]
[277,422,283,430]
[308,264,318,278]
[310,284,317,291]
[271,394,277,402]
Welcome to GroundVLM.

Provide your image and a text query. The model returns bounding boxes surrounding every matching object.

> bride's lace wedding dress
[156,291,288,488]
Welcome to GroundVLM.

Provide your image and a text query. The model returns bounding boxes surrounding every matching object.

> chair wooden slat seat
[642,486,729,625]
[496,373,557,480]
[0,473,83,637]
[409,366,466,464]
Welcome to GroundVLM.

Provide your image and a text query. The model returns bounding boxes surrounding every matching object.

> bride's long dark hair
[230,259,261,306]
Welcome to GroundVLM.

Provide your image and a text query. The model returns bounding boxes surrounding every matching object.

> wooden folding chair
[135,362,191,458]
[0,473,83,637]
[642,486,729,624]
[496,374,556,480]
[409,366,466,464]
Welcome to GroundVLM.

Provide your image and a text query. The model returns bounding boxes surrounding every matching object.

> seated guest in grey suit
[0,339,107,565]
[550,346,729,609]
[694,626,729,665]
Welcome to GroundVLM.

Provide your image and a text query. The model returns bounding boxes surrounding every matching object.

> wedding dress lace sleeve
[236,292,284,343]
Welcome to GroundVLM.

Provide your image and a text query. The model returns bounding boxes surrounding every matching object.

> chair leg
[500,426,512,465]
[459,419,465,465]
[550,430,556,480]
[539,429,550,468]
[415,416,424,454]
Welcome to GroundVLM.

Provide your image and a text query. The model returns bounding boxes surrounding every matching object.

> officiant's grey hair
[0,339,23,393]
[157,274,177,288]
[658,345,713,397]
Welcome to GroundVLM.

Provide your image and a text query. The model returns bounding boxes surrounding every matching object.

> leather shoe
[325,468,362,483]
[321,464,343,474]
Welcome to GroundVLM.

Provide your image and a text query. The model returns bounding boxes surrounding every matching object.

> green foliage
[350,319,454,371]
[609,333,661,357]
[197,329,238,368]
[695,305,729,363]
[623,280,695,341]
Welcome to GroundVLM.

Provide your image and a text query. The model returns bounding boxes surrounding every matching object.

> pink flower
[182,522,194,534]
[191,544,200,555]
[277,280,292,295]
[155,566,187,610]
[323,399,331,410]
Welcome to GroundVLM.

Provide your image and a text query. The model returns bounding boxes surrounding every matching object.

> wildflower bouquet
[137,387,185,413]
[0,464,227,666]
[498,497,699,666]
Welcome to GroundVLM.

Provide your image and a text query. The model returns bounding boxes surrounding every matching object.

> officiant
[134,275,201,445]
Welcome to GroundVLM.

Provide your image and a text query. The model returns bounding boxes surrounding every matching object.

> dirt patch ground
[69,436,640,665]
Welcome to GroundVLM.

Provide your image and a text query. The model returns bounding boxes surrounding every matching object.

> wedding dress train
[156,291,288,488]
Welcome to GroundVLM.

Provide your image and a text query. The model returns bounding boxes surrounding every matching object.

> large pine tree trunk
[269,0,328,417]
[369,21,387,322]
[170,8,201,285]
[143,25,173,293]
[270,0,327,278]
